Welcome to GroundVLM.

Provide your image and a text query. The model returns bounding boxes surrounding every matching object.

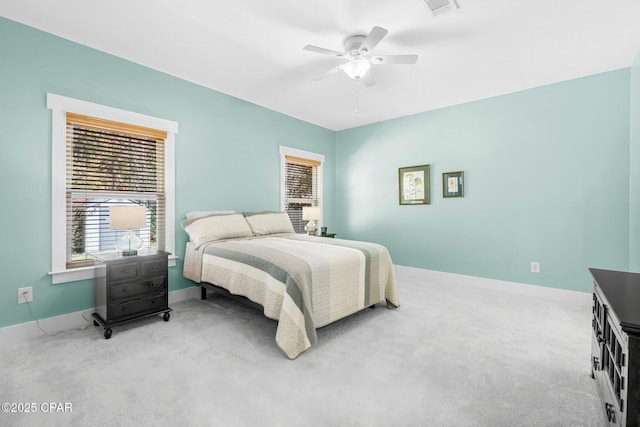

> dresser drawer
[598,371,623,427]
[141,258,167,277]
[108,261,139,282]
[110,276,167,301]
[109,294,167,321]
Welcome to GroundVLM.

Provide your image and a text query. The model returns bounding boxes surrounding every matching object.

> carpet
[0,266,604,426]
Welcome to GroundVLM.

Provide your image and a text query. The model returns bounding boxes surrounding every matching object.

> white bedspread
[183,234,399,358]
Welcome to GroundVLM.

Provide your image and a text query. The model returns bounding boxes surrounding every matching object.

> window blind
[66,113,167,268]
[284,155,318,233]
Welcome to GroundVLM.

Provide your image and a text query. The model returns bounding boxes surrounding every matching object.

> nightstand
[320,233,336,238]
[92,250,172,339]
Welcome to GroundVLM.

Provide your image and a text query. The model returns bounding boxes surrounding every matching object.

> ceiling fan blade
[362,71,376,88]
[371,54,418,65]
[359,26,388,54]
[312,60,350,81]
[303,45,346,57]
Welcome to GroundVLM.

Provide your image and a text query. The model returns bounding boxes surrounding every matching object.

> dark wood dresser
[93,250,172,339]
[590,268,640,427]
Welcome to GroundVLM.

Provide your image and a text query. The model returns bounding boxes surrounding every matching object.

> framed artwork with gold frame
[399,165,430,205]
[442,171,464,198]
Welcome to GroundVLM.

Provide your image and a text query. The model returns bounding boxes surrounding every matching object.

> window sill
[49,255,178,284]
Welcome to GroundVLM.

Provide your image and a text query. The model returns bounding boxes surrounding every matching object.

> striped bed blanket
[183,234,399,359]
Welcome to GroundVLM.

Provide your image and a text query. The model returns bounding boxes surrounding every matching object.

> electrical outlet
[18,286,33,304]
[531,262,540,273]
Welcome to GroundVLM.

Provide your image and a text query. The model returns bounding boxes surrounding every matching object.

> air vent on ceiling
[423,0,459,16]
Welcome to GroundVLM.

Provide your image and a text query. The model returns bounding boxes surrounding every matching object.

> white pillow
[182,213,252,248]
[185,210,235,220]
[244,212,295,236]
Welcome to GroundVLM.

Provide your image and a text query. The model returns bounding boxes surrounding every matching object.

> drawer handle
[605,403,616,423]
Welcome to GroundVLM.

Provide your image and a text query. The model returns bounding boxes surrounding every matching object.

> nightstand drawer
[110,294,167,321]
[110,276,167,301]
[141,258,167,277]
[108,262,139,282]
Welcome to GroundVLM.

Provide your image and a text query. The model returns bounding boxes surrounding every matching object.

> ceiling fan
[303,26,418,88]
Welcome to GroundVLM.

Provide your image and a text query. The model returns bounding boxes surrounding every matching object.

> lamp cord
[23,297,93,337]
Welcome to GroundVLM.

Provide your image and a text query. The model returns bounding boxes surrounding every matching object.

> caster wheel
[163,312,170,322]
[93,320,99,327]
[104,328,113,339]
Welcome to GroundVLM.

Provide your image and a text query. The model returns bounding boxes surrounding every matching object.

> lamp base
[115,230,143,257]
[304,220,317,235]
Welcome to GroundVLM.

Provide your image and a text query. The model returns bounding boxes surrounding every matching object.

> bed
[182,211,399,359]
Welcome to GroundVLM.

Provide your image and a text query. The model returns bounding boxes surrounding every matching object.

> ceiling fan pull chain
[354,80,360,119]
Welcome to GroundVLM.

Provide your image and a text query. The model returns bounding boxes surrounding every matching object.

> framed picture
[399,164,430,205]
[442,171,464,198]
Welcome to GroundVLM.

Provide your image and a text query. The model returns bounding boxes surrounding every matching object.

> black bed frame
[199,282,265,313]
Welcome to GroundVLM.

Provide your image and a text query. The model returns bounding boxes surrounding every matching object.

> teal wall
[335,70,631,292]
[0,16,635,329]
[0,18,336,328]
[630,52,640,271]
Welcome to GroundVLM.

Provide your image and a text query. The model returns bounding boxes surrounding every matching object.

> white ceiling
[2,0,640,130]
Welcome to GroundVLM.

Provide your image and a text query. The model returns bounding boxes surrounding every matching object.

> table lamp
[109,205,147,256]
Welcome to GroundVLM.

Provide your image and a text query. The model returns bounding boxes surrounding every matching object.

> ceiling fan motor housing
[344,35,367,57]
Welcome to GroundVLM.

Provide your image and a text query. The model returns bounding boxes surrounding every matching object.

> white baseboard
[393,265,590,302]
[0,286,200,346]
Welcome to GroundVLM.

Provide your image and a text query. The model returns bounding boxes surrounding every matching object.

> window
[48,94,178,284]
[279,146,324,233]
[66,113,166,267]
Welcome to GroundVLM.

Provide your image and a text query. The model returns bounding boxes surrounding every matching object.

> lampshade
[342,58,371,80]
[109,205,146,256]
[109,206,147,230]
[302,206,321,221]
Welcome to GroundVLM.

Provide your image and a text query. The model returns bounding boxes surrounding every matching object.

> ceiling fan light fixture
[342,58,371,80]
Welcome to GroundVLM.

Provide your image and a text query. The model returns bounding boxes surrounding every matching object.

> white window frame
[47,93,179,284]
[279,146,324,229]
